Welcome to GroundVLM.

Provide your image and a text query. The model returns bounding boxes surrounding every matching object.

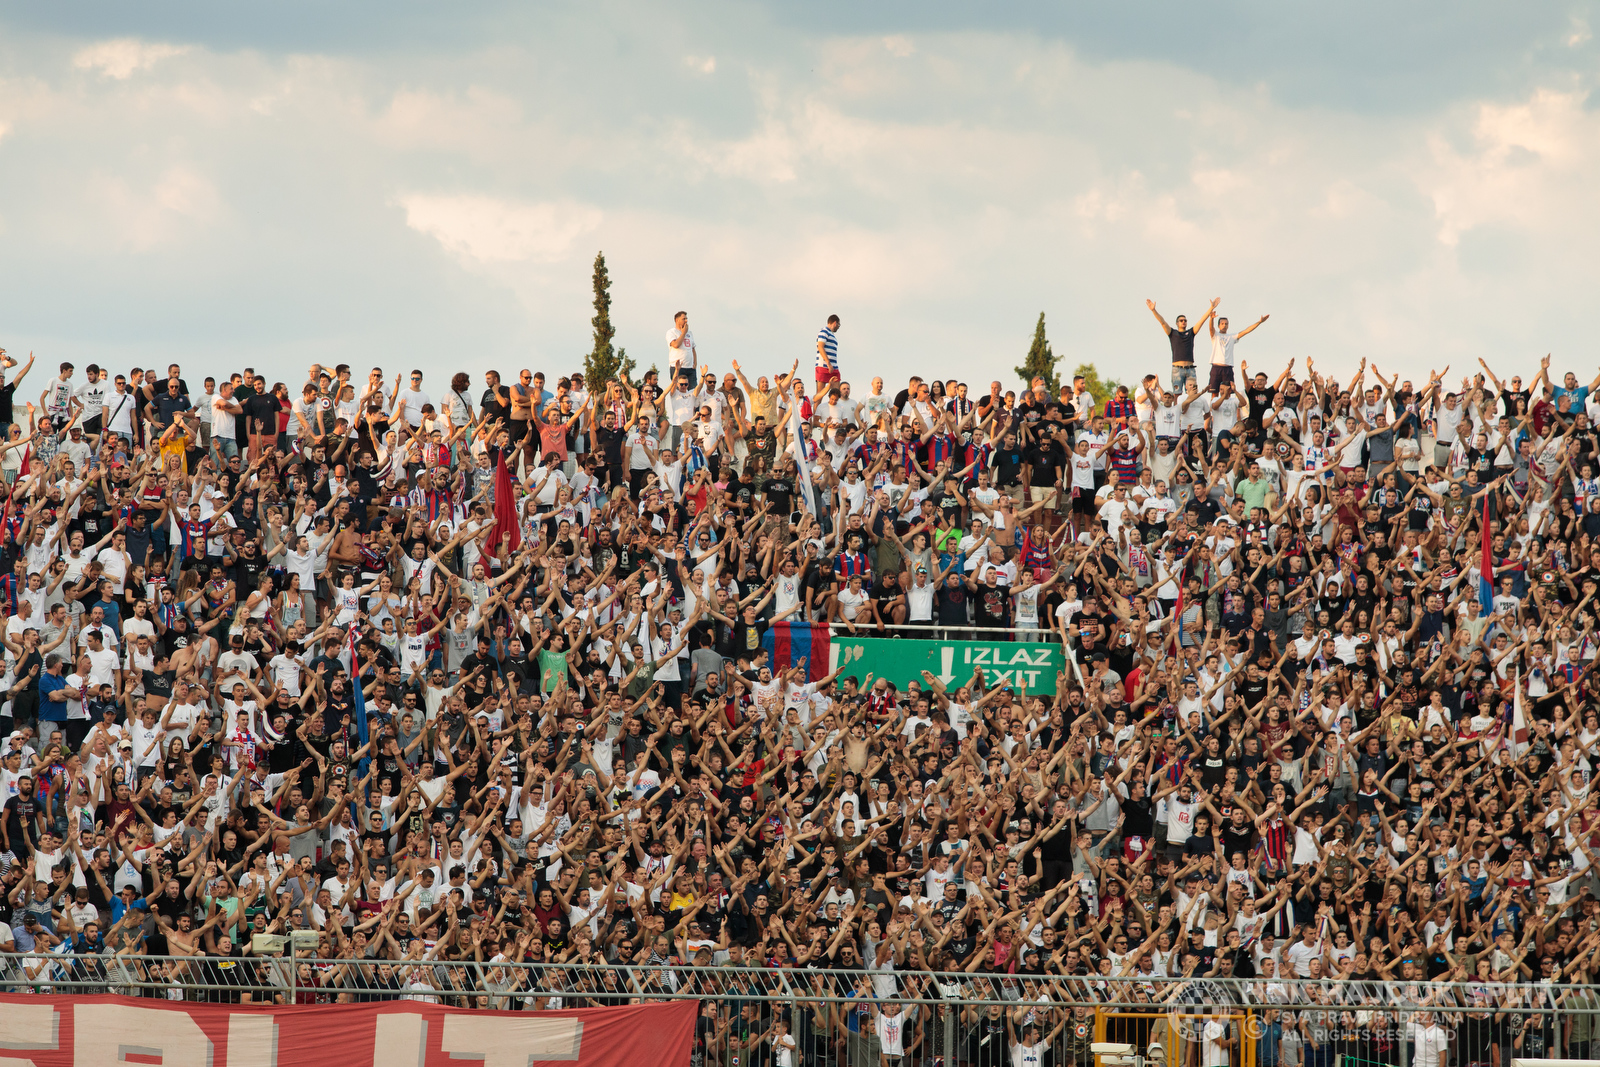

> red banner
[0,994,696,1067]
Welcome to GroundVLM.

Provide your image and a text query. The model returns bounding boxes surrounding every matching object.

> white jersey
[1014,586,1040,628]
[1209,331,1236,367]
[773,572,803,615]
[334,587,362,625]
[1069,454,1095,490]
[401,634,429,672]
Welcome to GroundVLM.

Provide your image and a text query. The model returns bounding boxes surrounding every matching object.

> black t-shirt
[481,385,510,422]
[742,431,776,471]
[231,385,258,441]
[594,425,625,465]
[142,669,176,701]
[762,476,795,515]
[1498,388,1531,418]
[1122,796,1154,840]
[0,382,14,423]
[1168,327,1197,364]
[160,626,194,660]
[1246,388,1274,424]
[1220,822,1254,859]
[1024,440,1065,485]
[243,392,279,438]
[1238,676,1270,713]
[3,794,39,853]
[993,446,1025,487]
[972,583,1009,628]
[232,551,268,594]
[13,649,41,694]
[74,506,115,545]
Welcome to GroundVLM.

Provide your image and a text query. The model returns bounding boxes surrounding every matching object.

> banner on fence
[760,621,831,682]
[0,994,696,1067]
[827,636,1063,691]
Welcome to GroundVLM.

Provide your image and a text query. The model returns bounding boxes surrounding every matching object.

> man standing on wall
[816,314,841,386]
[667,311,696,389]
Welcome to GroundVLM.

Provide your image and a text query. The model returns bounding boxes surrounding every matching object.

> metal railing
[2,957,1595,1067]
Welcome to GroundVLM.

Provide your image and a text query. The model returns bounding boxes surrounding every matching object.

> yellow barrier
[1094,1010,1256,1067]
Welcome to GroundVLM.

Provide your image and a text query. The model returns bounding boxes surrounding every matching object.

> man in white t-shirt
[75,366,107,432]
[1206,311,1268,391]
[1162,783,1199,857]
[104,376,139,442]
[392,370,431,429]
[1097,484,1137,542]
[210,381,242,460]
[96,532,132,595]
[1201,1018,1232,1067]
[1412,1014,1450,1067]
[41,363,75,420]
[666,311,696,387]
[83,631,121,693]
[1284,922,1324,976]
[1208,382,1242,439]
[269,649,305,698]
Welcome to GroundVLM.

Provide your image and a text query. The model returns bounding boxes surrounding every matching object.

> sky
[1,2,1598,396]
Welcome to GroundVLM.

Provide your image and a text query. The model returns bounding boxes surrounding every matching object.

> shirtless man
[328,519,363,573]
[508,369,536,465]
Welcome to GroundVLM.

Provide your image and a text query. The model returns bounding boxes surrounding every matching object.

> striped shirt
[1109,446,1141,483]
[816,326,839,372]
[1104,397,1137,424]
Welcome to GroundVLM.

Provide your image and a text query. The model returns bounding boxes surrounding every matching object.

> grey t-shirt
[689,647,724,694]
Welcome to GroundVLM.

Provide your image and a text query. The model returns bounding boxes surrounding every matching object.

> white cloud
[882,36,915,58]
[397,194,603,264]
[685,55,716,74]
[72,39,190,79]
[87,166,222,251]
[1417,89,1595,247]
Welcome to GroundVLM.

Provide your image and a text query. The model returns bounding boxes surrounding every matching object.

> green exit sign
[827,636,1063,692]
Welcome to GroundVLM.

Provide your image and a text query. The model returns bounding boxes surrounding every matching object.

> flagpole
[788,390,816,517]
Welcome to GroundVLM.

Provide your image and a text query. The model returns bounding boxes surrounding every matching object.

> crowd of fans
[1,298,1600,1067]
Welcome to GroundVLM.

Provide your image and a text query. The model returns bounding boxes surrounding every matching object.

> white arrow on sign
[938,646,955,684]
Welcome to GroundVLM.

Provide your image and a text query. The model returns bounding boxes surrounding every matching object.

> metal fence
[2,957,1596,1067]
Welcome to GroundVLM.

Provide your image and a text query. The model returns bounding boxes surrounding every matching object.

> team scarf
[684,438,707,479]
[359,542,387,572]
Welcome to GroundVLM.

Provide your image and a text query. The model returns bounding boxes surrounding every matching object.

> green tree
[1015,312,1060,393]
[584,252,635,387]
[1072,362,1126,410]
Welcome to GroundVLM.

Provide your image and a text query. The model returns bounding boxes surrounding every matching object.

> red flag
[492,451,521,564]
